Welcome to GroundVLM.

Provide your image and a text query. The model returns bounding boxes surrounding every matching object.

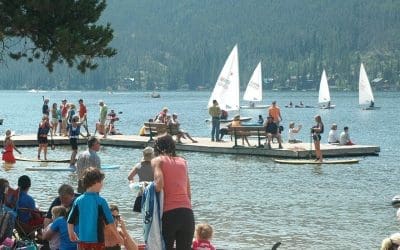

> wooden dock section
[5,134,380,159]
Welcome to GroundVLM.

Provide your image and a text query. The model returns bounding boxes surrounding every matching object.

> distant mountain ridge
[1,0,399,91]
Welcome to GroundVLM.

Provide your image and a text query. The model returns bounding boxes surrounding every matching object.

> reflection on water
[0,91,398,249]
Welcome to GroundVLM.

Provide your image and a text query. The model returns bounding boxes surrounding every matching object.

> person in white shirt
[339,126,355,145]
[288,122,302,143]
[328,123,339,144]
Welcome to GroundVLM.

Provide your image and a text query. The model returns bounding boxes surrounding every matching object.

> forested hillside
[1,0,399,91]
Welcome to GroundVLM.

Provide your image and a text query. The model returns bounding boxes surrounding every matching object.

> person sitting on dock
[264,116,283,149]
[154,107,169,124]
[328,123,339,144]
[288,122,302,143]
[231,115,251,147]
[169,113,198,143]
[339,126,355,145]
[257,115,264,125]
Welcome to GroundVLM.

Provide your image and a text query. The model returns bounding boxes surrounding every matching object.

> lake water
[0,90,398,249]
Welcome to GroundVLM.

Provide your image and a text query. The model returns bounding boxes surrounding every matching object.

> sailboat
[240,62,269,109]
[318,69,335,109]
[207,45,251,122]
[359,63,379,110]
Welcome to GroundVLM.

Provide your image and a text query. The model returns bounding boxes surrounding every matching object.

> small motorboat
[151,92,160,98]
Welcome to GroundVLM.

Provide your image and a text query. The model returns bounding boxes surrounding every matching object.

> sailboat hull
[320,105,336,109]
[240,105,269,109]
[363,106,381,110]
[205,116,252,123]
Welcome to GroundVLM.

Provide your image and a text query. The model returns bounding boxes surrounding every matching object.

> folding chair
[4,187,45,242]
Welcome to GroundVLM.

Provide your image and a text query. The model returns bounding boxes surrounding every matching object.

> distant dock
[6,134,380,159]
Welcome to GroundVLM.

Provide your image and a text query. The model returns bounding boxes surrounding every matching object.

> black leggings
[162,208,195,250]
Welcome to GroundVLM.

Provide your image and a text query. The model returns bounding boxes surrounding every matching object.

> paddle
[309,129,313,159]
[50,128,55,150]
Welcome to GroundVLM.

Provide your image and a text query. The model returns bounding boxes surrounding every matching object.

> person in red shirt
[78,99,90,137]
[61,99,69,136]
[192,223,216,250]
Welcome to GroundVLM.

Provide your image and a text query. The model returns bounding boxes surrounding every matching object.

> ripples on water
[0,90,398,249]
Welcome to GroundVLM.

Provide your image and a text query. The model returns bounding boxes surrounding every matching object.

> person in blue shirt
[17,175,44,227]
[67,167,122,249]
[43,206,77,250]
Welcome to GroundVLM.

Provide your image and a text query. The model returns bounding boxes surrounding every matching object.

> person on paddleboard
[311,115,324,162]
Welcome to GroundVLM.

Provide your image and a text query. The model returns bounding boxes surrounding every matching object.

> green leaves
[0,0,116,72]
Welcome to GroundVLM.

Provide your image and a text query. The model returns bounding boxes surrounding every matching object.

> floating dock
[5,134,380,159]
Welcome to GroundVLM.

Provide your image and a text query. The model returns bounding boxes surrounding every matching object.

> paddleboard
[273,159,359,164]
[16,157,70,163]
[205,116,252,123]
[25,165,120,171]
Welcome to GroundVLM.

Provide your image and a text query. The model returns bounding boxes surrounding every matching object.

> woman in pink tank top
[153,134,195,250]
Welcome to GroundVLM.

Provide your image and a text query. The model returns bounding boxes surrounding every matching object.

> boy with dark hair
[17,175,44,227]
[67,167,122,249]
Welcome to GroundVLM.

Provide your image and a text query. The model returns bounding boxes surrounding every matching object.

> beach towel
[142,182,164,250]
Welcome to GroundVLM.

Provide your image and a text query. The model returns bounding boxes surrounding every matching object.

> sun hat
[233,114,240,121]
[142,147,154,162]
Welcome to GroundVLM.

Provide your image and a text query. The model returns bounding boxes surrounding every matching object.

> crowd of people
[139,107,198,144]
[0,97,363,249]
[0,133,217,250]
[207,99,357,162]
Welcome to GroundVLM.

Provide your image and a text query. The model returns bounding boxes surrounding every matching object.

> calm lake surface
[0,90,398,249]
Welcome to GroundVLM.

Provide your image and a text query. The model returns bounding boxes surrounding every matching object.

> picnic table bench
[227,125,266,148]
[143,122,181,141]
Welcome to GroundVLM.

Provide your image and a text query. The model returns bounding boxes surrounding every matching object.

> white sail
[243,62,262,102]
[359,63,374,106]
[318,69,331,105]
[208,45,240,111]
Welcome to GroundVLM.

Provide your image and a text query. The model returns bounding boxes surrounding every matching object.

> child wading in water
[2,129,21,163]
[192,223,216,250]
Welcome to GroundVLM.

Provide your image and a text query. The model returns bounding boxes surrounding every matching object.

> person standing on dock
[42,98,50,116]
[61,99,69,136]
[311,115,324,162]
[208,100,221,142]
[268,101,282,127]
[98,100,108,138]
[78,99,90,137]
[37,115,52,160]
[76,136,101,193]
[68,115,83,168]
